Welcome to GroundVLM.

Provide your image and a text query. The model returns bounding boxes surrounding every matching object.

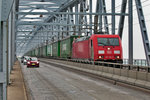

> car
[23,56,30,65]
[27,57,39,68]
[21,56,24,63]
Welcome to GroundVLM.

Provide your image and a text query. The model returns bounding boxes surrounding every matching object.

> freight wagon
[60,36,80,58]
[42,45,47,57]
[46,43,52,57]
[52,40,60,57]
[39,46,43,57]
[35,48,39,57]
[32,50,35,57]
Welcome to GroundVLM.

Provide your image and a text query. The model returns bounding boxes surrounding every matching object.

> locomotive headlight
[99,56,104,59]
[114,50,120,54]
[115,56,120,59]
[98,50,104,54]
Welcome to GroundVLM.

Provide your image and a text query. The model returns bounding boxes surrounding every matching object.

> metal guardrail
[123,59,148,66]
[66,59,150,73]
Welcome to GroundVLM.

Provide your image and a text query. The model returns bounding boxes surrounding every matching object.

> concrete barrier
[119,70,128,82]
[120,69,128,77]
[128,70,137,79]
[97,66,103,71]
[135,71,147,88]
[137,72,147,81]
[148,73,150,82]
[114,68,121,76]
[145,82,150,89]
[108,67,114,74]
[81,63,87,68]
[102,72,113,79]
[103,67,109,73]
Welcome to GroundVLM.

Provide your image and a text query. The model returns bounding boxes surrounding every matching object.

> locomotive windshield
[97,38,119,46]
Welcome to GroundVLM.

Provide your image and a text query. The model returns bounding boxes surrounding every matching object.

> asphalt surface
[21,61,150,100]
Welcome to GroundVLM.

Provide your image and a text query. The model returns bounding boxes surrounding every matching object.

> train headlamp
[115,56,120,59]
[114,50,120,54]
[99,56,104,59]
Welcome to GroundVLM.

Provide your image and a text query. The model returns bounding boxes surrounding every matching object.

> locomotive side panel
[72,39,90,59]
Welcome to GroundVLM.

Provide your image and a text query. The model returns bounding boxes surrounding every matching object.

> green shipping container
[40,47,43,57]
[29,51,32,56]
[38,48,40,57]
[31,50,35,57]
[52,41,60,57]
[47,44,52,57]
[42,45,47,57]
[60,36,79,58]
[35,48,38,57]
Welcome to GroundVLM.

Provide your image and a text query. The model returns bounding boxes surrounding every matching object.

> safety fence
[123,59,148,66]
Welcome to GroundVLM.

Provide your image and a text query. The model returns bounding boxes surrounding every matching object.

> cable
[106,0,149,12]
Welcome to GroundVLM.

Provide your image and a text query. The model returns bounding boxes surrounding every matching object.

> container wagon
[32,49,35,57]
[52,41,60,57]
[60,36,80,58]
[47,43,52,57]
[42,45,47,57]
[35,48,38,57]
[39,46,43,57]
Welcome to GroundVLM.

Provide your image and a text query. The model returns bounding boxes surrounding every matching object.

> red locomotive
[72,34,123,63]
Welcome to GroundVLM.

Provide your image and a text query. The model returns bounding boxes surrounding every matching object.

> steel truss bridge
[0,0,150,99]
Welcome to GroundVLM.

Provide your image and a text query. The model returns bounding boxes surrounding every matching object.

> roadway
[21,61,150,100]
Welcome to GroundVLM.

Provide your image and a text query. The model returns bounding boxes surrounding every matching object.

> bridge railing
[123,59,148,66]
[66,59,150,73]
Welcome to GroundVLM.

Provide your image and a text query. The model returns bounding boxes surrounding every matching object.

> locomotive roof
[74,36,90,42]
[74,34,120,43]
[91,34,120,38]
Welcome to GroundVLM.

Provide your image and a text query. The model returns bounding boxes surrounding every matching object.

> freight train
[25,34,123,63]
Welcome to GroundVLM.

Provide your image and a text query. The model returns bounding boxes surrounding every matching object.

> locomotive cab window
[97,38,119,46]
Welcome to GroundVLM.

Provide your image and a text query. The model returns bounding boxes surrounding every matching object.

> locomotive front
[92,35,123,63]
